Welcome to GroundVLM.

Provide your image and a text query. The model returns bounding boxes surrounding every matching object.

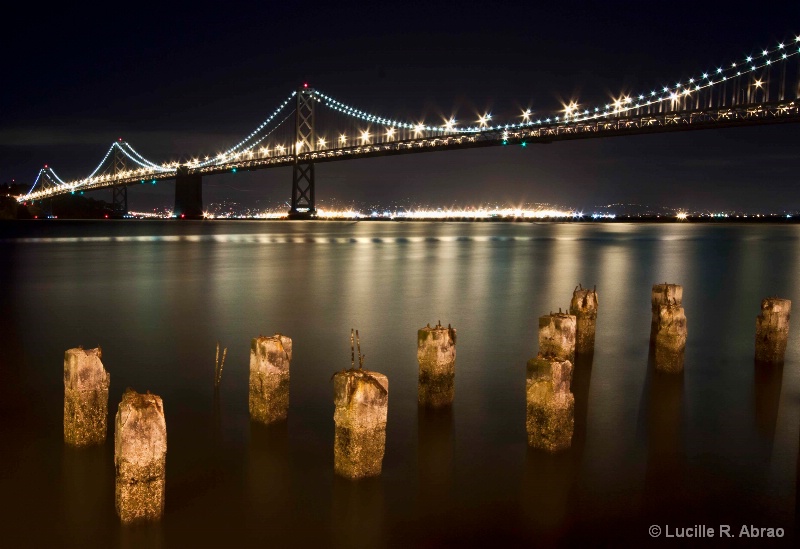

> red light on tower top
[303,83,308,88]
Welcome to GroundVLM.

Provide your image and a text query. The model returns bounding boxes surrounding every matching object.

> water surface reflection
[1,220,799,546]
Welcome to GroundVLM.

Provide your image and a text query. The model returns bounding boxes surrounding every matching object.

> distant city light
[313,207,585,220]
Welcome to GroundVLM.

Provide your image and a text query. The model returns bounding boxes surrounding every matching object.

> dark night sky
[3,1,800,213]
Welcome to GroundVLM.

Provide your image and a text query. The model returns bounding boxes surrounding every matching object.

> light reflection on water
[0,220,799,547]
[4,234,575,244]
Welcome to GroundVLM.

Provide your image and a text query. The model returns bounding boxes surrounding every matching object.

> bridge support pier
[41,198,54,218]
[174,166,203,219]
[112,185,128,218]
[288,162,316,219]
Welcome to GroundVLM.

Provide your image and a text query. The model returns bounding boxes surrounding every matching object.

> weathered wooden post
[417,321,456,407]
[526,354,574,452]
[332,330,388,479]
[64,346,110,446]
[754,297,791,364]
[114,388,167,523]
[650,283,683,343]
[249,334,292,424]
[569,284,598,355]
[654,301,687,373]
[538,310,576,363]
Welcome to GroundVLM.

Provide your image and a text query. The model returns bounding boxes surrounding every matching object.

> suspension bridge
[17,35,800,219]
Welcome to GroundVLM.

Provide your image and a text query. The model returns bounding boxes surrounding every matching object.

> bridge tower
[288,85,316,219]
[111,145,128,218]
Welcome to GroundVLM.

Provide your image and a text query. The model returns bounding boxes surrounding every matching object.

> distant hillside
[2,186,115,219]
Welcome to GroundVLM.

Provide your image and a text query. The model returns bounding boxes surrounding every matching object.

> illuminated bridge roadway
[18,34,800,219]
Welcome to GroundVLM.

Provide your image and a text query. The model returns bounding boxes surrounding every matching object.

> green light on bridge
[232,168,237,173]
[502,140,508,145]
[521,142,527,147]
[152,180,156,184]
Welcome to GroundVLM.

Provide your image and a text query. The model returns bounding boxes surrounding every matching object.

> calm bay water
[1,219,799,547]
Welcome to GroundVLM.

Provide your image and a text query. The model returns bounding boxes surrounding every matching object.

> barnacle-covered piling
[249,334,292,424]
[526,354,574,452]
[569,284,598,355]
[755,297,791,364]
[538,310,576,363]
[417,321,456,407]
[64,346,110,446]
[114,388,167,523]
